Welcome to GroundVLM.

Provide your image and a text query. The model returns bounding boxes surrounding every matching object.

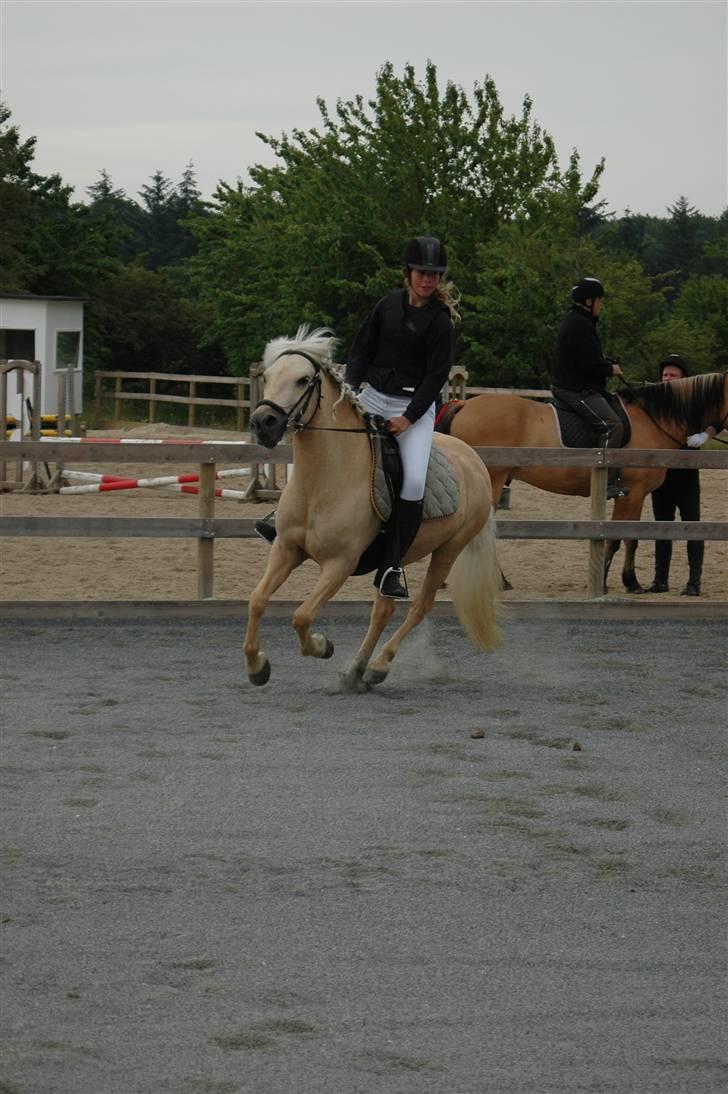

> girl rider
[345,235,458,599]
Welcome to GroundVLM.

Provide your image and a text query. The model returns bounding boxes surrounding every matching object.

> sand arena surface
[1,423,726,602]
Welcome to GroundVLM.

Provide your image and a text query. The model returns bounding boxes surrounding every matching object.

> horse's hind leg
[339,595,397,692]
[363,549,455,687]
[244,543,304,685]
[489,468,513,590]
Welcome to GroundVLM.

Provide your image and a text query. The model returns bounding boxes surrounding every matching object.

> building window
[56,331,81,370]
[0,329,36,360]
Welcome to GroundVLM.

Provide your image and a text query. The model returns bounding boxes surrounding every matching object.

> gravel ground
[1,613,726,1094]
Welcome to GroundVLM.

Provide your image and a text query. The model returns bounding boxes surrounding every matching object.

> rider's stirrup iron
[378,566,409,600]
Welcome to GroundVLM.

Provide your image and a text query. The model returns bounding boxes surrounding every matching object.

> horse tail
[448,512,503,652]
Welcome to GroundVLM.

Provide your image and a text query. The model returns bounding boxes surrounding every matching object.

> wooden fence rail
[1,441,726,601]
[91,367,552,430]
[93,370,262,430]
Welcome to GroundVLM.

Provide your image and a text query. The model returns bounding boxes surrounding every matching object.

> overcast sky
[2,0,726,218]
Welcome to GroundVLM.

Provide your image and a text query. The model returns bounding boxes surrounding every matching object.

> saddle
[368,430,459,523]
[351,428,460,577]
[550,393,631,448]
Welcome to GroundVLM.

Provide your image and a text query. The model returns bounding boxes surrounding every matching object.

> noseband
[255,350,323,433]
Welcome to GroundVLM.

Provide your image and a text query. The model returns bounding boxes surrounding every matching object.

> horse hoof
[362,667,388,688]
[248,659,271,686]
[338,669,370,694]
[322,638,334,660]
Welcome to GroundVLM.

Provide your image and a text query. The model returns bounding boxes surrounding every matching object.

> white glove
[687,431,709,448]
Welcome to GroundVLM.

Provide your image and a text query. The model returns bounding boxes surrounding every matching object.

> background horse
[439,372,728,592]
[244,327,502,690]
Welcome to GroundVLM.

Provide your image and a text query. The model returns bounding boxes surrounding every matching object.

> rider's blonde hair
[404,271,461,322]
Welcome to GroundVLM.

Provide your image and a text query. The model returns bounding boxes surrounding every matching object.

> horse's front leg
[613,493,648,593]
[244,542,304,686]
[292,558,356,662]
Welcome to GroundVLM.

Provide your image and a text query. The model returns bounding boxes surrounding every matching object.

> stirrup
[607,483,629,500]
[377,566,409,600]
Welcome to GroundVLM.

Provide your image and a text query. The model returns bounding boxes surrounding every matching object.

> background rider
[550,277,628,500]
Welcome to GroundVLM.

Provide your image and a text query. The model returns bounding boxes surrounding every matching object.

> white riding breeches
[357,385,435,501]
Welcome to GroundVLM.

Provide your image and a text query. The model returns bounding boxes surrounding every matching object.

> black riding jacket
[345,289,455,423]
[551,305,613,393]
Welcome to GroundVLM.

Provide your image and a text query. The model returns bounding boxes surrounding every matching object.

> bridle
[254,351,324,433]
[255,350,383,437]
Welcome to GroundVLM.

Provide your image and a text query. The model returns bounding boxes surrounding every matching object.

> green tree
[88,260,225,375]
[85,169,147,263]
[0,100,112,295]
[672,273,728,368]
[461,196,664,386]
[189,61,603,373]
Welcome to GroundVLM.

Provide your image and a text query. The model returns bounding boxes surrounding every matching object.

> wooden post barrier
[197,461,216,599]
[1,360,43,491]
[93,370,255,430]
[1,441,726,601]
[588,463,608,598]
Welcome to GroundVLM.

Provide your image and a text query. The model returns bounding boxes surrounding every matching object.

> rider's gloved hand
[687,431,710,448]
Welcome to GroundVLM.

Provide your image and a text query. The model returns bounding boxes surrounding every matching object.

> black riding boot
[647,540,671,593]
[681,541,704,596]
[375,498,424,600]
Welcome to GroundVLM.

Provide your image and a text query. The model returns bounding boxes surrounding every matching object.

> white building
[0,294,86,427]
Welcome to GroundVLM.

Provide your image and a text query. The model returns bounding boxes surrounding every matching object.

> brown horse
[438,372,728,592]
[243,327,502,691]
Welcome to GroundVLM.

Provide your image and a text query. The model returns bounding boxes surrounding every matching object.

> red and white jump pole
[60,468,250,494]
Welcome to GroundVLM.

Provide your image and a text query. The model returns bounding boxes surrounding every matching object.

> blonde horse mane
[261,324,368,419]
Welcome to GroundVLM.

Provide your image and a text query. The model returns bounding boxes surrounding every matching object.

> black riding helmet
[659,353,690,378]
[402,236,448,272]
[571,277,606,304]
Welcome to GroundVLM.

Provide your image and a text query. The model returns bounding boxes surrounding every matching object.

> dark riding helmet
[659,353,690,378]
[571,277,606,304]
[402,235,448,272]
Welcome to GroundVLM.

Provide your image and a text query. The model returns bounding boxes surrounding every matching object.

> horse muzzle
[250,404,288,449]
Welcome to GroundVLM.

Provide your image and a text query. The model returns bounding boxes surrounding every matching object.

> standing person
[648,354,718,596]
[550,277,629,499]
[345,235,458,598]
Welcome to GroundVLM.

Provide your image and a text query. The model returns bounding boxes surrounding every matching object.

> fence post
[149,378,157,424]
[237,381,245,432]
[94,372,102,422]
[188,381,196,428]
[114,376,122,424]
[243,365,265,499]
[588,460,608,597]
[197,461,215,599]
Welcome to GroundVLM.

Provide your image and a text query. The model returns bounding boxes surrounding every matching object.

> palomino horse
[243,327,502,690]
[438,372,728,592]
